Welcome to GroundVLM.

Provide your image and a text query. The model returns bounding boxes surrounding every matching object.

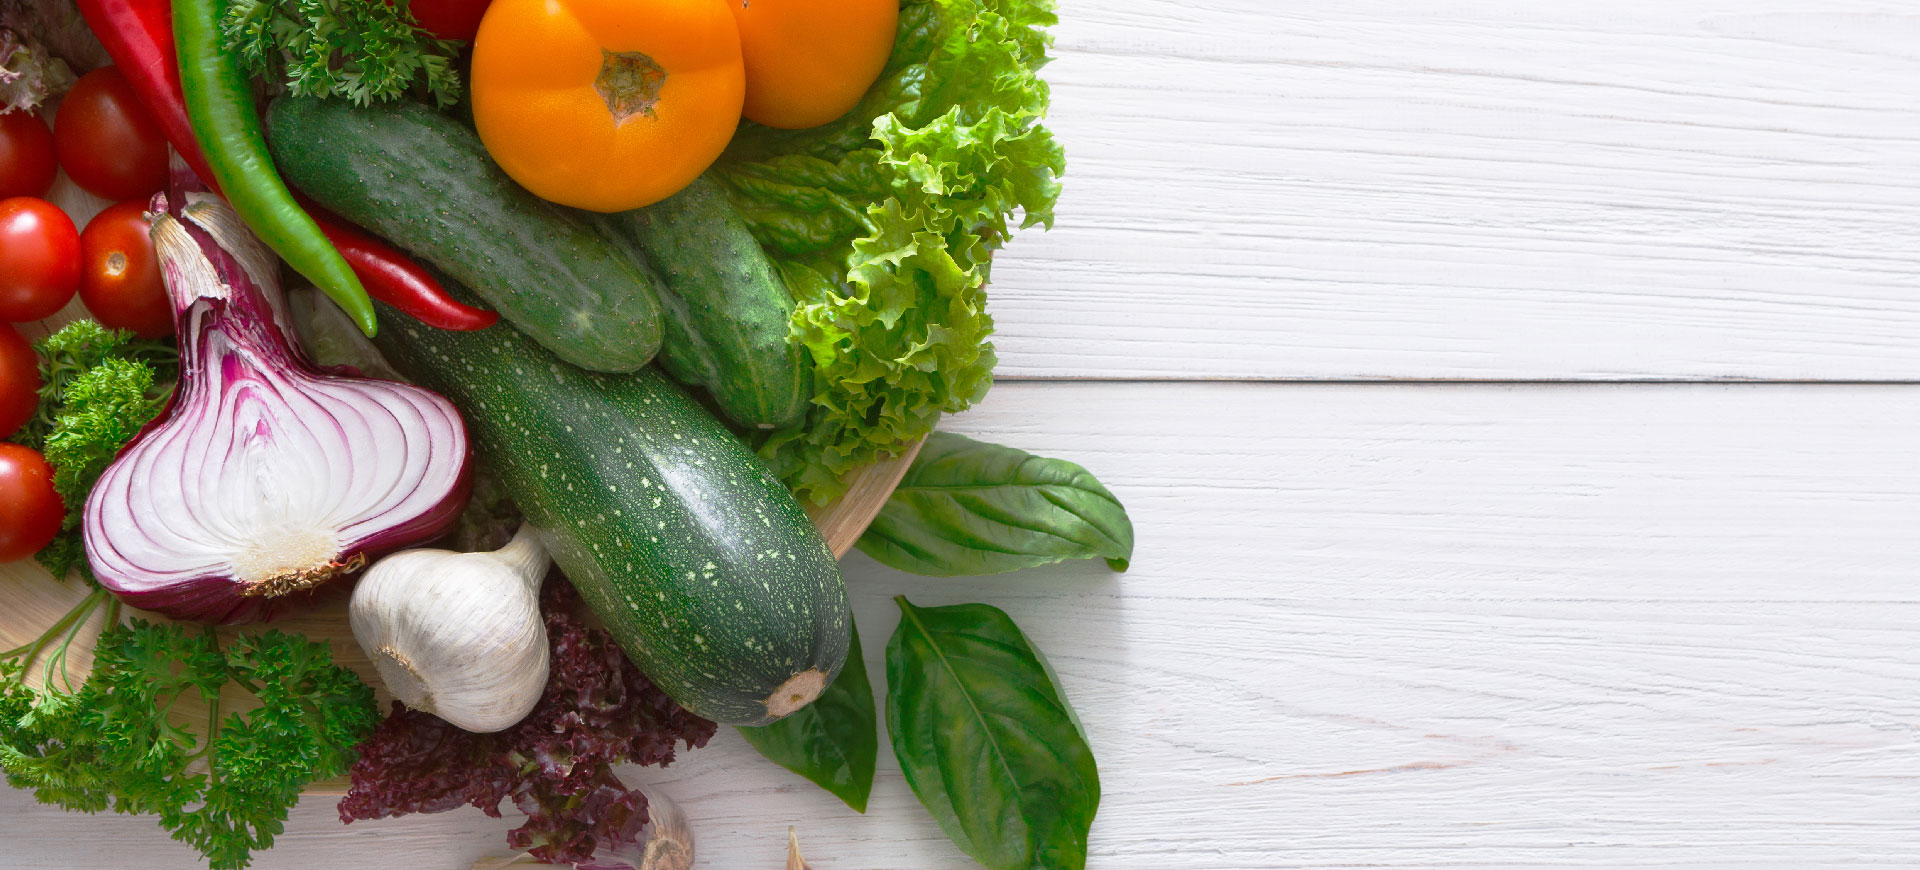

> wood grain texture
[5,381,1917,868]
[985,0,1920,381]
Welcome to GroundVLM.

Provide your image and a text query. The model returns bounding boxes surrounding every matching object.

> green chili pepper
[173,0,378,336]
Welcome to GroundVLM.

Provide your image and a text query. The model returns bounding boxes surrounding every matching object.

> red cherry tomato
[0,443,62,563]
[402,0,490,41]
[0,197,81,322]
[0,324,39,439]
[0,111,57,199]
[80,200,173,339]
[53,67,169,201]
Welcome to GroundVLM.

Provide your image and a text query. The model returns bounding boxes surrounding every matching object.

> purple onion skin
[82,176,474,624]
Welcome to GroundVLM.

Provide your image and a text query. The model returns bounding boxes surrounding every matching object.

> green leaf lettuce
[715,0,1065,504]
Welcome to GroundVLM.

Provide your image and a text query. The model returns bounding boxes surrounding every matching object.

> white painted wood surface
[989,0,1920,380]
[8,2,1920,868]
[6,383,1920,868]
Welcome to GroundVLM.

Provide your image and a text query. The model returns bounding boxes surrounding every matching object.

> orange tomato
[729,0,898,130]
[470,0,745,212]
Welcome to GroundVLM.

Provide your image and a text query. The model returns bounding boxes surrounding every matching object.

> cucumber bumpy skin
[266,95,665,374]
[368,299,850,726]
[601,176,809,431]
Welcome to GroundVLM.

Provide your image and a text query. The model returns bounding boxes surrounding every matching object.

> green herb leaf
[737,619,878,813]
[857,433,1133,577]
[9,322,176,579]
[10,321,174,450]
[43,358,165,518]
[219,0,463,107]
[886,597,1099,870]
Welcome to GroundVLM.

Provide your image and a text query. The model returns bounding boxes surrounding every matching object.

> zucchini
[265,96,664,374]
[601,177,808,430]
[367,296,850,727]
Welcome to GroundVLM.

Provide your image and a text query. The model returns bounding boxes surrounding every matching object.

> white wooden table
[7,1,1920,867]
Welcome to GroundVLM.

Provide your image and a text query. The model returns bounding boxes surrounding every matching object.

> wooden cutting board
[0,176,923,794]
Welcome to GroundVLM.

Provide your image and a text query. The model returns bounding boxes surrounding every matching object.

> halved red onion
[83,193,473,624]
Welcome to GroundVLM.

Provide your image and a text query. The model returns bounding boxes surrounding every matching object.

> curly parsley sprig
[0,592,380,870]
[10,320,174,450]
[7,322,176,580]
[220,0,463,108]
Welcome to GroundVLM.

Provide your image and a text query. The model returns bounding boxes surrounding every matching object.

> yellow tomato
[728,0,898,130]
[470,0,744,212]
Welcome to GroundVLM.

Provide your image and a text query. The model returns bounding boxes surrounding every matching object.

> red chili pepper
[78,0,219,187]
[74,0,499,332]
[304,201,498,331]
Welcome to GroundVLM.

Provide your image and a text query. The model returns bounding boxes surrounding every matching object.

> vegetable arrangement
[0,0,1134,868]
[71,0,496,331]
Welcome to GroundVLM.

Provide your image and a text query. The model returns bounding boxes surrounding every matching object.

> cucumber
[601,177,808,430]
[266,95,665,374]
[367,297,850,727]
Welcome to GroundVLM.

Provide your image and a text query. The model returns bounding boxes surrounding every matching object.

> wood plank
[985,0,1920,381]
[4,381,1917,868]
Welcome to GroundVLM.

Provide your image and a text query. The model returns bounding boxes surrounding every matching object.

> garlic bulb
[350,525,551,732]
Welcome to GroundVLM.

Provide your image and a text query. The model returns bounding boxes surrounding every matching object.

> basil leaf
[737,620,878,813]
[857,433,1134,576]
[887,597,1099,870]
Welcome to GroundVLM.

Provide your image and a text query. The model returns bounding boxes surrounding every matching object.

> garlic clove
[634,780,695,870]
